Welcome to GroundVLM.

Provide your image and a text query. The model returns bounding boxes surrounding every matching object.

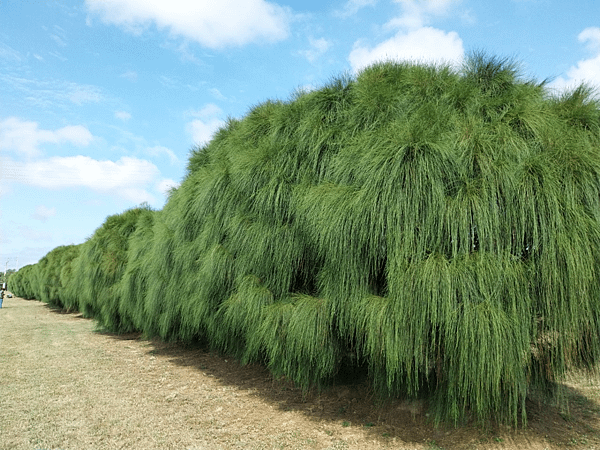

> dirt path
[1,296,599,450]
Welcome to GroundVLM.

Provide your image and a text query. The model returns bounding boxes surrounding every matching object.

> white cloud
[115,110,132,121]
[299,37,332,63]
[348,0,464,72]
[579,27,600,53]
[557,55,600,90]
[85,0,292,49]
[349,27,464,72]
[0,117,94,157]
[386,0,455,30]
[32,205,57,222]
[550,27,600,94]
[186,103,226,145]
[54,126,95,146]
[4,155,160,203]
[187,118,226,146]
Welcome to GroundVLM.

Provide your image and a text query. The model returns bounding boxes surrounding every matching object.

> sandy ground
[1,295,599,450]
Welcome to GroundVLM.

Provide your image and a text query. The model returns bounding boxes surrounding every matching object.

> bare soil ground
[1,296,599,450]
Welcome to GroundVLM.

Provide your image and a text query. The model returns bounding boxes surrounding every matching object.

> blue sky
[0,0,599,269]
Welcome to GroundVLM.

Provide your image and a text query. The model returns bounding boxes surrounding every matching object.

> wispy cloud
[120,70,138,81]
[50,34,67,47]
[299,37,333,63]
[48,51,68,62]
[189,103,224,120]
[115,110,132,121]
[0,43,24,62]
[158,75,180,89]
[68,83,103,104]
[85,0,293,49]
[0,74,104,108]
[0,117,94,157]
[146,145,179,164]
[209,87,227,101]
[335,0,378,18]
[160,40,203,64]
[32,205,57,222]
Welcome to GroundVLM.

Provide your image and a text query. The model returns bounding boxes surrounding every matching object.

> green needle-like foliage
[34,244,81,308]
[61,204,155,330]
[11,53,600,426]
[10,264,38,299]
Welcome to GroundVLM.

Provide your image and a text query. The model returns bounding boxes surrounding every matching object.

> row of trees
[10,54,600,426]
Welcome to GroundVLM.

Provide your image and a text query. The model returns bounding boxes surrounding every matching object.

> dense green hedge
[10,55,600,426]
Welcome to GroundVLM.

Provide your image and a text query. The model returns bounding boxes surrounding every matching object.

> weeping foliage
[8,245,81,304]
[10,264,38,300]
[11,54,600,426]
[35,244,81,308]
[61,205,156,330]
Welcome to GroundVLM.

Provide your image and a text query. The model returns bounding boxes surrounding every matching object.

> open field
[1,295,600,450]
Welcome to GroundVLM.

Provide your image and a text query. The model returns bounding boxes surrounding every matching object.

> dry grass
[1,296,599,450]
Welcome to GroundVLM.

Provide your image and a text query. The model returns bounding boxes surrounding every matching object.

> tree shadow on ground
[128,336,600,450]
[45,303,91,319]
[38,301,600,449]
